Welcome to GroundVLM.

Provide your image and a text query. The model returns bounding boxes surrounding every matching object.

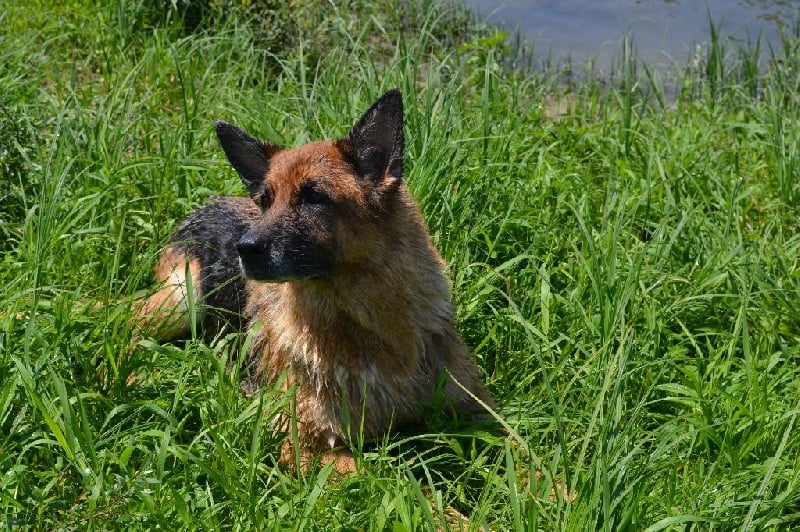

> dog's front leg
[279,440,358,475]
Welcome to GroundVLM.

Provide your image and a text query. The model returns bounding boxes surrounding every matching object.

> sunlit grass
[1,1,799,529]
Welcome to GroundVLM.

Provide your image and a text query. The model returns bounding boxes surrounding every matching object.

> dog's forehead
[267,140,353,189]
[269,141,339,177]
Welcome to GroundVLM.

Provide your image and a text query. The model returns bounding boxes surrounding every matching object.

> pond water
[462,0,795,72]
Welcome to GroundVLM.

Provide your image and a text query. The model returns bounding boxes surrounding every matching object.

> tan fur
[136,250,203,341]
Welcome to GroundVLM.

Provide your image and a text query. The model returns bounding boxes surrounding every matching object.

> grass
[2,0,800,529]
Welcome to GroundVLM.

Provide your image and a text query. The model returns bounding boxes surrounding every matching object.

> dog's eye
[256,192,272,210]
[300,187,330,206]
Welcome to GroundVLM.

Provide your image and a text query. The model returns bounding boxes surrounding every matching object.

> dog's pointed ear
[215,121,280,197]
[344,89,404,183]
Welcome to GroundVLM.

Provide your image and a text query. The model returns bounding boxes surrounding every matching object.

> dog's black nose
[236,234,263,262]
[237,233,282,281]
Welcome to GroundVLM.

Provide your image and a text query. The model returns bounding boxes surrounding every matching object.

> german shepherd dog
[137,90,494,472]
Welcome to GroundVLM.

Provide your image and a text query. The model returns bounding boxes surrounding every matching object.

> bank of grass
[2,0,800,529]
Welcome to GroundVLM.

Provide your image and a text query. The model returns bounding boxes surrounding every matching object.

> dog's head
[215,89,405,282]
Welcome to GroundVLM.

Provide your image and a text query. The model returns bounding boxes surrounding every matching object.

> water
[462,0,795,73]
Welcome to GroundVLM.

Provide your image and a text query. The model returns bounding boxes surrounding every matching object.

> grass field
[2,1,799,529]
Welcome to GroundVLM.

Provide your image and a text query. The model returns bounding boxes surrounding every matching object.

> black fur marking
[236,218,337,282]
[168,197,255,336]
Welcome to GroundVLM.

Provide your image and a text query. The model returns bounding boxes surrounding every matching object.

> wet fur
[137,90,493,472]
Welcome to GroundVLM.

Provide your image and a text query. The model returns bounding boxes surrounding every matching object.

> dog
[136,89,494,473]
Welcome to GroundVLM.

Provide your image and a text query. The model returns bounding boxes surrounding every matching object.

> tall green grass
[1,1,799,529]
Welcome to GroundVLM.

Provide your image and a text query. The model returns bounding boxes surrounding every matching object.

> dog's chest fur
[244,268,453,447]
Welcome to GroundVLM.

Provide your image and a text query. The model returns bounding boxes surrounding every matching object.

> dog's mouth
[237,250,333,283]
[238,256,293,283]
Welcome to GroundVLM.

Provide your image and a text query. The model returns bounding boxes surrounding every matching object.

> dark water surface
[462,0,795,72]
